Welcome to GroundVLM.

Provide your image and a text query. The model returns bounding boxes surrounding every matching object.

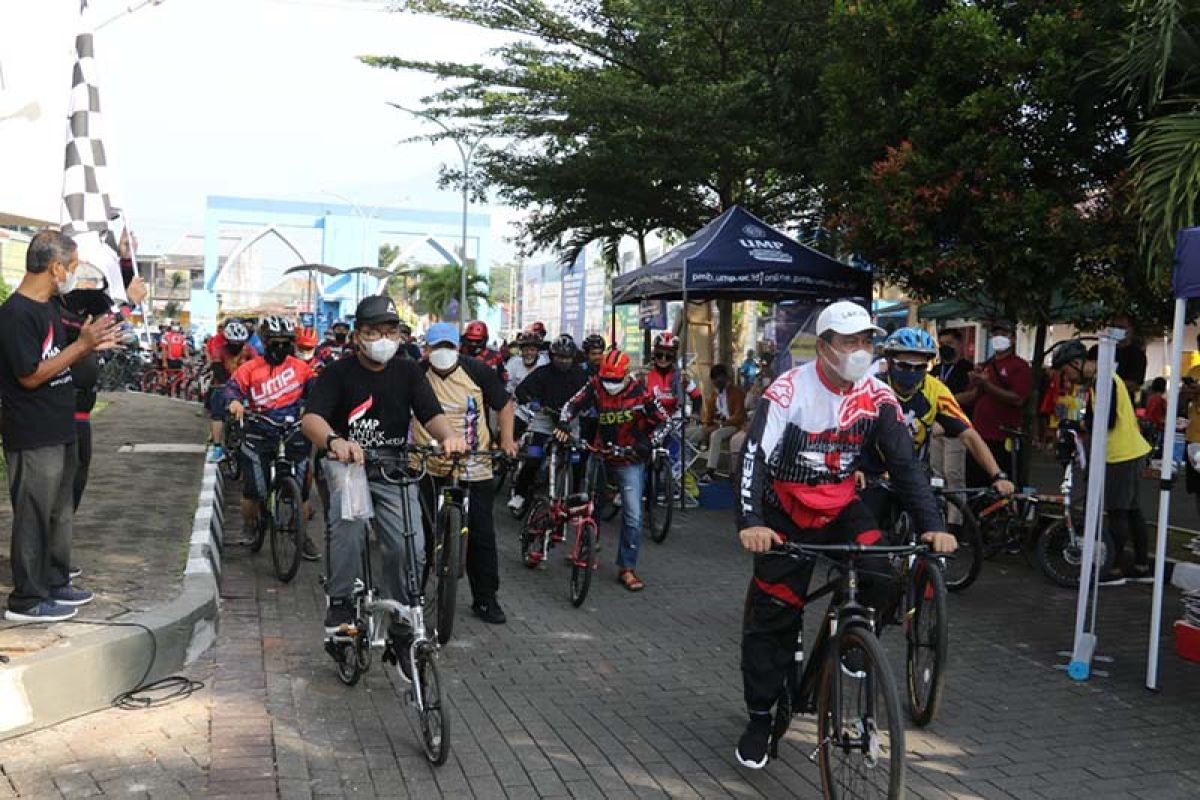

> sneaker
[207,445,225,464]
[301,537,321,562]
[698,471,714,485]
[472,598,507,625]
[1098,570,1127,587]
[49,585,93,606]
[5,601,78,622]
[735,713,773,769]
[507,494,526,514]
[1127,563,1155,584]
[385,621,415,680]
[68,566,83,579]
[324,598,355,635]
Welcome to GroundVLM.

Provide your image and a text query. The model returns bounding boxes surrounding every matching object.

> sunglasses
[891,361,928,373]
[653,352,674,360]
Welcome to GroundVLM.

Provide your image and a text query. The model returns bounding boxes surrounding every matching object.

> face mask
[991,335,1012,353]
[55,267,78,296]
[552,357,572,372]
[334,332,347,344]
[465,341,484,356]
[429,348,459,371]
[828,347,874,383]
[602,379,625,395]
[265,340,293,366]
[938,345,955,363]
[297,350,314,362]
[890,368,924,394]
[363,338,399,364]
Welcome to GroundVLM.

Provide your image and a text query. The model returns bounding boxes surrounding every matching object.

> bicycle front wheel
[431,504,461,645]
[647,458,673,544]
[414,644,450,766]
[522,497,551,568]
[942,494,983,592]
[906,559,948,727]
[270,476,304,582]
[569,519,596,608]
[818,624,905,799]
[1036,517,1116,589]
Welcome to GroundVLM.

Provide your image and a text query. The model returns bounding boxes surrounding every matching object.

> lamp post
[94,0,168,31]
[387,102,483,330]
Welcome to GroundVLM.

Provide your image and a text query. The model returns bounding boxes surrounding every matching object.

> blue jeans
[612,462,645,569]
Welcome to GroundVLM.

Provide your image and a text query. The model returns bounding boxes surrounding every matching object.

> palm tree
[410,264,489,321]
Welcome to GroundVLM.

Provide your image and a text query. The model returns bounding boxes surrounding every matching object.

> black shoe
[385,621,414,680]
[472,598,507,624]
[301,537,321,561]
[1127,563,1155,584]
[736,712,773,769]
[324,598,355,635]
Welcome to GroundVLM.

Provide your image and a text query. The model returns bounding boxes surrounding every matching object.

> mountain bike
[762,541,927,799]
[930,477,983,592]
[520,436,582,567]
[324,448,450,766]
[644,418,681,544]
[219,416,243,483]
[243,412,308,582]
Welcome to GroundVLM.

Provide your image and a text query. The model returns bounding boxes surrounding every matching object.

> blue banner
[639,299,667,329]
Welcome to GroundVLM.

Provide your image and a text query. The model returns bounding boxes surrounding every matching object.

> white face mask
[363,338,399,364]
[429,347,459,371]
[828,347,874,383]
[297,350,314,362]
[602,378,625,395]
[990,335,1012,353]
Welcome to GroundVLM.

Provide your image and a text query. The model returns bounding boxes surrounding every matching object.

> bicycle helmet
[295,326,319,349]
[261,315,296,340]
[222,320,249,343]
[598,349,631,380]
[530,320,547,339]
[464,320,489,343]
[550,333,578,357]
[582,334,606,352]
[1050,339,1089,370]
[652,331,679,352]
[516,331,539,348]
[882,327,936,357]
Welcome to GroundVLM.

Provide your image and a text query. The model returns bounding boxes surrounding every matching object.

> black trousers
[6,442,78,612]
[741,499,898,713]
[420,475,500,603]
[72,418,92,512]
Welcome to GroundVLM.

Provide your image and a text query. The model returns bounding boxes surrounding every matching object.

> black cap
[990,319,1016,333]
[355,295,400,326]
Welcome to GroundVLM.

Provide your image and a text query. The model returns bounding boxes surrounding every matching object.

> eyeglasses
[653,352,674,361]
[358,328,401,342]
[891,361,928,373]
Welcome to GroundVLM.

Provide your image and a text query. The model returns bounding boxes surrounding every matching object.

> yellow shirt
[1108,375,1151,464]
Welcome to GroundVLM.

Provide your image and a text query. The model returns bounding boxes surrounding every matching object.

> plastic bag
[324,460,374,521]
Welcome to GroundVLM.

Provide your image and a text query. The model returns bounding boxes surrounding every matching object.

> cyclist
[582,334,606,374]
[508,334,589,515]
[302,296,467,635]
[295,326,320,364]
[860,327,1015,526]
[413,322,519,624]
[735,301,955,770]
[461,320,508,384]
[644,331,702,486]
[505,331,547,397]
[206,320,253,463]
[313,320,352,371]
[224,316,319,560]
[557,349,669,592]
[160,322,188,370]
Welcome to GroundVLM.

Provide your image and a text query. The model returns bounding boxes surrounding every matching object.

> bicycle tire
[817,623,905,799]
[941,494,983,592]
[433,504,461,645]
[1036,517,1116,589]
[270,476,304,582]
[414,644,450,765]
[648,458,673,544]
[219,452,241,483]
[644,461,658,540]
[335,638,362,686]
[906,559,948,727]
[569,519,596,607]
[250,501,268,553]
[522,497,551,568]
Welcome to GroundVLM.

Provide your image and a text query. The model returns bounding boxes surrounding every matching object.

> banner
[770,302,821,374]
[638,299,667,330]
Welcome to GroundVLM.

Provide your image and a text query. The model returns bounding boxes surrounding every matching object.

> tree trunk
[1021,319,1050,486]
[717,298,734,369]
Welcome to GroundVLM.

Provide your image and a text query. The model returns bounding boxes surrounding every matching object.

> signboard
[559,259,587,340]
[639,299,667,330]
[614,305,641,354]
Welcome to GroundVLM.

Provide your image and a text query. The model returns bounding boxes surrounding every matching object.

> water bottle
[464,395,480,450]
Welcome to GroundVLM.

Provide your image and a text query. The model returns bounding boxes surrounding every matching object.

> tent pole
[610,274,617,347]
[1068,330,1116,681]
[680,283,689,513]
[1148,297,1187,690]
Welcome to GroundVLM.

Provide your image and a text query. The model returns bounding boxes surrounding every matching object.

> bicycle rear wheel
[413,644,450,765]
[270,476,304,582]
[522,497,551,568]
[569,519,596,607]
[817,624,905,799]
[1036,517,1116,589]
[250,501,268,553]
[941,494,983,592]
[650,458,673,543]
[333,636,362,686]
[432,504,461,645]
[906,559,948,727]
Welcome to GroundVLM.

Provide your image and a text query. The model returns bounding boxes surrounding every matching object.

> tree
[0,273,9,305]
[410,264,489,321]
[379,243,401,271]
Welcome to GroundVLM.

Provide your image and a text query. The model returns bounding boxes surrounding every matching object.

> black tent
[611,205,871,305]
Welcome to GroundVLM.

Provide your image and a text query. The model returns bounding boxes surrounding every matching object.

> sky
[0,0,524,260]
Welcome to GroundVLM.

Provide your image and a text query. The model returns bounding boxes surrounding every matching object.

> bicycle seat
[999,426,1026,438]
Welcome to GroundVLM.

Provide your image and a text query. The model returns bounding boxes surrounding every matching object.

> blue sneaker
[49,585,94,606]
[5,601,78,622]
[208,445,225,464]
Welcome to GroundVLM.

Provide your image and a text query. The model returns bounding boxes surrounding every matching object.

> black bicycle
[644,418,680,544]
[219,416,243,483]
[761,541,927,798]
[243,413,307,582]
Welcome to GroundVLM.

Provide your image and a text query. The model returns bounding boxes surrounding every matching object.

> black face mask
[334,332,347,344]
[224,342,244,357]
[938,346,956,363]
[265,340,293,366]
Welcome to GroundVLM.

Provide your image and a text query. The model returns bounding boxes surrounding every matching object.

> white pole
[1068,329,1117,681]
[1147,297,1187,690]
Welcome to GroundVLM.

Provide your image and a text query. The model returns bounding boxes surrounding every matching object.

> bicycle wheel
[219,451,241,483]
[906,559,948,727]
[138,370,160,393]
[432,504,461,645]
[941,494,983,592]
[817,624,905,799]
[569,519,596,607]
[648,458,673,544]
[1036,517,1116,589]
[270,476,304,582]
[334,637,362,686]
[413,644,450,765]
[249,501,268,553]
[522,497,551,568]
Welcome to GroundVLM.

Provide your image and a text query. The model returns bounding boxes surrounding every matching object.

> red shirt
[1146,393,1167,429]
[224,355,314,425]
[162,331,186,360]
[972,352,1032,443]
[206,334,226,363]
[644,367,700,416]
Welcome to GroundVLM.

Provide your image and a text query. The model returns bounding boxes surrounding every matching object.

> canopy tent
[918,292,1101,323]
[611,205,871,305]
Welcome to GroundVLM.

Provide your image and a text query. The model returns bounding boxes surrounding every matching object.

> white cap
[816,301,885,337]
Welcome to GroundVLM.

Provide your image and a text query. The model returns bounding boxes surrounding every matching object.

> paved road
[3,481,1200,798]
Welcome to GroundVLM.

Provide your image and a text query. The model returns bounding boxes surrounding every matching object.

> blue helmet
[882,327,936,357]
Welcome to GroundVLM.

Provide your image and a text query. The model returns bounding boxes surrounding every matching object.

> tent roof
[918,291,1101,323]
[1175,227,1200,299]
[611,205,871,304]
[283,263,342,278]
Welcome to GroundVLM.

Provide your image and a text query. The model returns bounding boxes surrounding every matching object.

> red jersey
[562,377,669,463]
[644,366,700,416]
[224,355,314,426]
[162,331,187,361]
[971,353,1032,444]
[206,334,226,363]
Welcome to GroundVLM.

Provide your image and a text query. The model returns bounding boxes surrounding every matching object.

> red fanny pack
[772,478,856,529]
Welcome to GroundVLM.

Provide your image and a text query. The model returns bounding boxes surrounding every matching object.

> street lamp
[387,102,483,329]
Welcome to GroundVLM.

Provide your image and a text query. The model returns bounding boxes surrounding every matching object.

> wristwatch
[990,470,1008,483]
[325,432,343,450]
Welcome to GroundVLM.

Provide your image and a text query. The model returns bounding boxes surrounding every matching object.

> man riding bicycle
[557,349,669,592]
[505,331,547,397]
[206,320,254,463]
[508,334,589,515]
[313,320,352,372]
[644,331,701,484]
[461,320,508,385]
[735,301,956,770]
[225,315,319,560]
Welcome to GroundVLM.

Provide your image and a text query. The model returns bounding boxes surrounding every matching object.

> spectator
[1182,342,1200,516]
[738,349,758,390]
[0,230,121,621]
[1111,313,1148,400]
[931,328,974,506]
[1144,376,1168,445]
[398,322,422,360]
[690,364,745,484]
[960,320,1032,487]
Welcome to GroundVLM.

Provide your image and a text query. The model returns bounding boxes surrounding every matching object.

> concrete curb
[0,450,223,740]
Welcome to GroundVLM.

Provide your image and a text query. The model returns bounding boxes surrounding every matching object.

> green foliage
[0,272,9,304]
[379,243,401,270]
[408,264,489,320]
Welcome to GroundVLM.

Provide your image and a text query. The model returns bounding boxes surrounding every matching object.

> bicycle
[323,448,450,766]
[243,412,308,582]
[929,476,983,592]
[219,416,243,483]
[761,541,928,798]
[644,418,681,544]
[520,436,583,567]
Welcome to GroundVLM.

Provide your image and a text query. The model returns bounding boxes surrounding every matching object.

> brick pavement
[3,480,1200,798]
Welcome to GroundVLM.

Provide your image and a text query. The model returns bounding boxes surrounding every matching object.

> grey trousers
[6,443,78,612]
[326,477,424,604]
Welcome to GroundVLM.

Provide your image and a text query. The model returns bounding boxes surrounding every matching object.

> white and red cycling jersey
[737,360,941,537]
[644,367,700,417]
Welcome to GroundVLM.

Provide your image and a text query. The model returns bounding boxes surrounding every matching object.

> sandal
[618,569,645,592]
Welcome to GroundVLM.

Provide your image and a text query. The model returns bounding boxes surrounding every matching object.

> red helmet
[652,331,679,352]
[295,326,319,349]
[464,320,488,343]
[530,320,547,338]
[597,349,631,380]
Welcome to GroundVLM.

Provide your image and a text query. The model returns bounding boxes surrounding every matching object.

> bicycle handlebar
[767,541,932,559]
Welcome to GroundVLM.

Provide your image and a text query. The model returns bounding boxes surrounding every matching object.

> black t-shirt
[58,306,99,414]
[306,353,443,448]
[0,293,76,451]
[1116,344,1147,388]
[935,358,973,395]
